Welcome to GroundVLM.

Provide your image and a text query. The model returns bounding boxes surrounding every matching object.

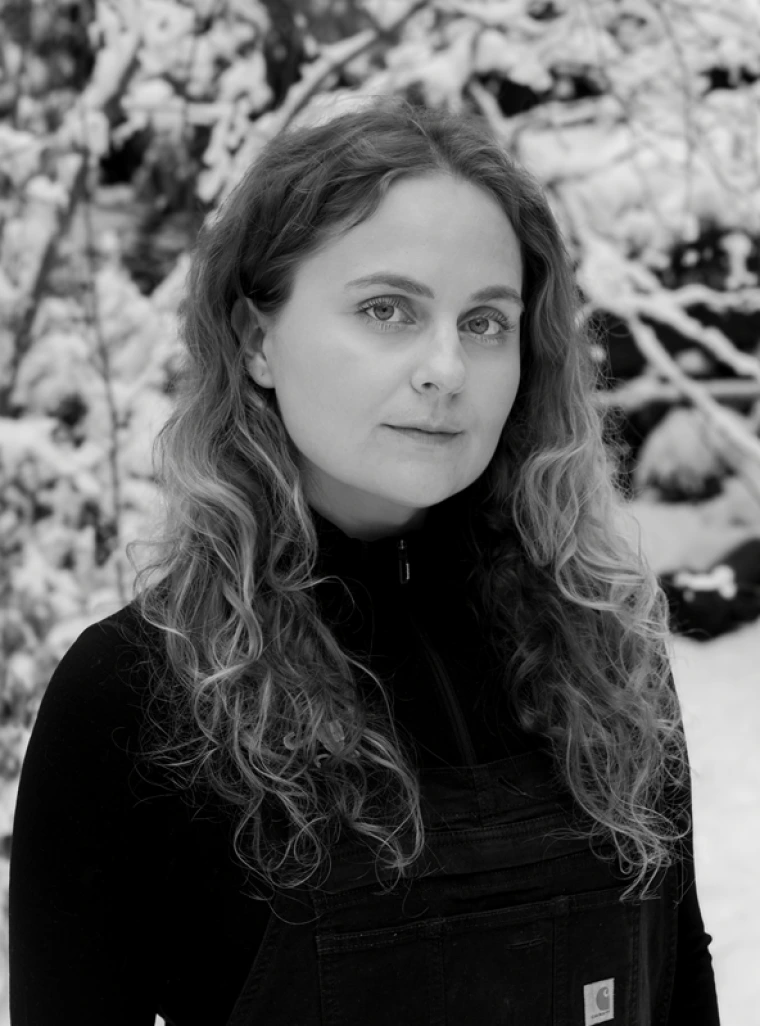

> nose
[411,324,467,393]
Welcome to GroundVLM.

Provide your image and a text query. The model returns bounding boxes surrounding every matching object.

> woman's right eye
[357,296,410,329]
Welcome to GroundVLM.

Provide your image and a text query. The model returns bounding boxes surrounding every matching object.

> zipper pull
[398,538,410,586]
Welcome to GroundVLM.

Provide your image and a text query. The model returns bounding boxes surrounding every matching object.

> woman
[9,96,720,1025]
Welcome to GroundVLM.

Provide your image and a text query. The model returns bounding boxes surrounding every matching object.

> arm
[9,621,160,1025]
[669,852,721,1024]
[667,694,721,1026]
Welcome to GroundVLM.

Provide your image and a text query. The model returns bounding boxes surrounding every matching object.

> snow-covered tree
[1,4,760,1017]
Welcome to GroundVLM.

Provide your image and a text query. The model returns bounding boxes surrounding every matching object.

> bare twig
[2,0,31,129]
[647,0,760,200]
[0,17,140,416]
[279,0,431,132]
[0,157,87,416]
[78,123,127,607]
[645,0,697,228]
[574,0,672,229]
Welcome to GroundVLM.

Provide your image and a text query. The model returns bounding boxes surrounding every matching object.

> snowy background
[632,501,760,1026]
[2,1,760,1023]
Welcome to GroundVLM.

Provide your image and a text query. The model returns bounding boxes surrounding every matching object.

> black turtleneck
[9,497,720,1025]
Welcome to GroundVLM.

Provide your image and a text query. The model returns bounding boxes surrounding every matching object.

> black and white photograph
[2,1,759,1023]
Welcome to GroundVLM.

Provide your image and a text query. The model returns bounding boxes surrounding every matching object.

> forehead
[300,175,523,288]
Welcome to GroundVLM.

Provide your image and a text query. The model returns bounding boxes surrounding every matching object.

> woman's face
[240,173,524,540]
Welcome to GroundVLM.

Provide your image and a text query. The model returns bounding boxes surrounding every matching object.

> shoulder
[28,602,167,775]
[56,600,163,680]
[14,603,178,865]
[49,600,164,696]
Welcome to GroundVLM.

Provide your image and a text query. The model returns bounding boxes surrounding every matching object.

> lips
[387,426,462,444]
[390,426,461,434]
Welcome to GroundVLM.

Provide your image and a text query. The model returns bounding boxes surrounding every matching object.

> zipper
[398,538,411,586]
[397,539,477,767]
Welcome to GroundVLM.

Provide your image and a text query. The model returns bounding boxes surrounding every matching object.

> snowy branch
[636,297,760,383]
[617,310,760,471]
[597,377,760,412]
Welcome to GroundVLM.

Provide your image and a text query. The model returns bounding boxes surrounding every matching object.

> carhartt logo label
[583,978,614,1024]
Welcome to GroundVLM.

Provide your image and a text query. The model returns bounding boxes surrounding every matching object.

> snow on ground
[630,494,760,1026]
[670,624,760,1026]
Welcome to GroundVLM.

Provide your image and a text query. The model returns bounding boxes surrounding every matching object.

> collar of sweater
[308,489,476,596]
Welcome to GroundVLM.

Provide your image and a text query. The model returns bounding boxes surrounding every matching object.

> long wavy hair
[126,95,692,905]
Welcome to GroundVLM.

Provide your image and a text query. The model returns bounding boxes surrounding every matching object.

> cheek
[271,332,339,414]
[277,358,368,453]
[481,353,521,425]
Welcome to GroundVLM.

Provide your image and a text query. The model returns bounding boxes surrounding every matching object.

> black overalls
[224,725,680,1026]
[223,512,682,1025]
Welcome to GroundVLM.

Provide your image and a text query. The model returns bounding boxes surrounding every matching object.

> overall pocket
[316,898,554,1026]
[316,880,645,1026]
[553,883,643,1026]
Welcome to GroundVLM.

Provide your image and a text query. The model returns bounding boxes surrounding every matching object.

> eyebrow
[343,273,524,311]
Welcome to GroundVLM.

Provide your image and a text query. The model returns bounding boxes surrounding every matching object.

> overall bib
[224,744,681,1026]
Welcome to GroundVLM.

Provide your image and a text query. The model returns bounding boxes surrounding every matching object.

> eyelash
[357,296,517,344]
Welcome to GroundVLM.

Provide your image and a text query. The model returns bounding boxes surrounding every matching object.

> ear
[231,297,275,389]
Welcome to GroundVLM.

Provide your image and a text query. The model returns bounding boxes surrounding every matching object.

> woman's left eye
[357,296,515,342]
